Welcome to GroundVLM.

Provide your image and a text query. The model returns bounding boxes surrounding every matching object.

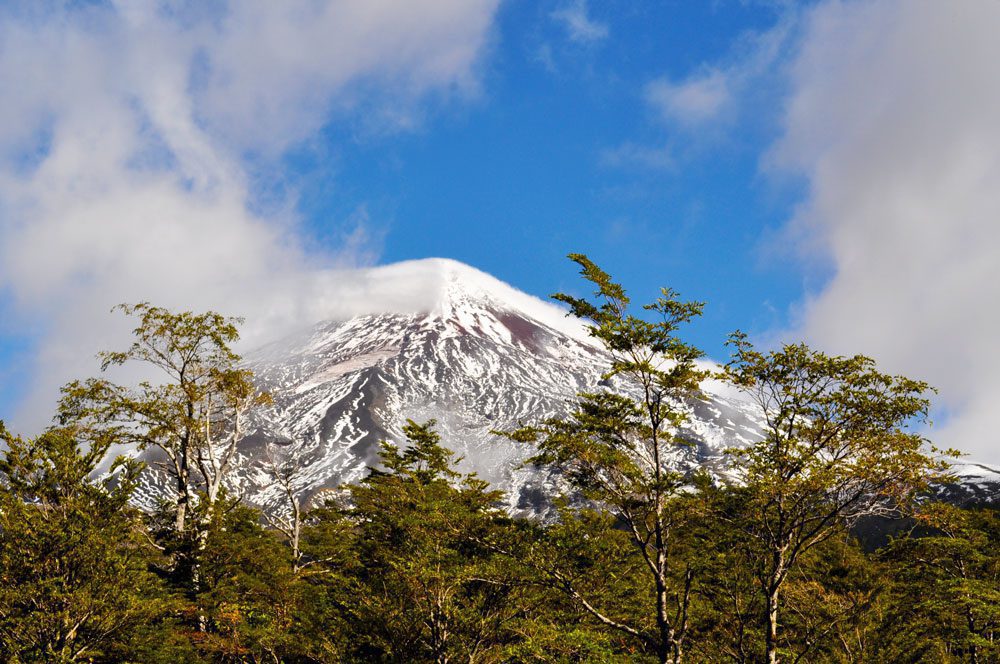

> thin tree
[261,441,307,572]
[724,332,954,664]
[504,254,708,664]
[58,303,268,536]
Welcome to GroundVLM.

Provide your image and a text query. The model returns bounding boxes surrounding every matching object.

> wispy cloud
[600,142,674,171]
[604,12,794,170]
[0,0,500,431]
[551,0,608,44]
[645,69,732,127]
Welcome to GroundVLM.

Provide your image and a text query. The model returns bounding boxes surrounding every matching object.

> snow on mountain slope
[227,258,763,513]
[935,462,1000,506]
[133,258,998,513]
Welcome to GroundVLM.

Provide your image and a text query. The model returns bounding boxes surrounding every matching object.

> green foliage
[690,487,888,663]
[57,302,269,538]
[193,500,304,663]
[292,505,358,661]
[553,253,706,389]
[1,272,992,664]
[343,420,529,663]
[0,424,176,663]
[876,505,1000,662]
[725,332,949,513]
[503,254,710,664]
[724,332,954,663]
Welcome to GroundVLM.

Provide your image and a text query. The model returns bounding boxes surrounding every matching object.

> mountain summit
[212,258,760,513]
[133,258,998,514]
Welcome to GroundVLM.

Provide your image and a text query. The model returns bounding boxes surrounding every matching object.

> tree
[0,423,174,662]
[691,488,886,664]
[58,303,269,537]
[260,442,307,572]
[292,503,358,662]
[193,499,304,663]
[504,254,708,664]
[347,420,526,663]
[723,333,952,664]
[878,504,1000,663]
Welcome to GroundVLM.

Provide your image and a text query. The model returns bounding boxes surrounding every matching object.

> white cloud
[771,0,1000,464]
[551,0,608,44]
[645,69,732,127]
[0,0,500,432]
[194,0,497,154]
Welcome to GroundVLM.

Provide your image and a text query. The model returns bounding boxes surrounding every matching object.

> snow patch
[295,348,400,393]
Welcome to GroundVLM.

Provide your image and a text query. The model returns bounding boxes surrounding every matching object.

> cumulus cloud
[0,0,500,431]
[551,0,608,44]
[771,0,1000,463]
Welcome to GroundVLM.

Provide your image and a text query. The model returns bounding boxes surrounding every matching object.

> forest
[1,256,997,664]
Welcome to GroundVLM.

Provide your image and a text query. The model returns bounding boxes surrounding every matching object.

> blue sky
[1,0,999,463]
[290,1,803,354]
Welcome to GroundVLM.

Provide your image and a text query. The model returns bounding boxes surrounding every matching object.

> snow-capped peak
[133,258,1000,516]
[336,257,598,346]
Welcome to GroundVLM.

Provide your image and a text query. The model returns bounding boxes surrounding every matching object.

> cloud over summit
[0,0,500,430]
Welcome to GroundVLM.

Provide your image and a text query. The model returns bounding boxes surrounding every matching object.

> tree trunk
[965,607,980,664]
[175,457,189,532]
[654,579,685,664]
[765,584,780,664]
[670,568,693,664]
[656,583,670,663]
[291,498,302,571]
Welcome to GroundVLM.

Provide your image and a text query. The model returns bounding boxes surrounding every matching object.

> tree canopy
[0,264,986,664]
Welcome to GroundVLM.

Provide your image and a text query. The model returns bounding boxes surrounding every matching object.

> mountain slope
[234,258,763,513]
[133,258,999,513]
